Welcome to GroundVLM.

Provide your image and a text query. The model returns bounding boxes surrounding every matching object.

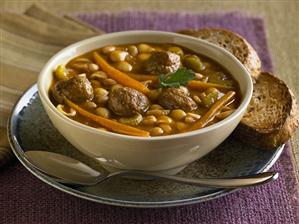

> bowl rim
[38,30,253,141]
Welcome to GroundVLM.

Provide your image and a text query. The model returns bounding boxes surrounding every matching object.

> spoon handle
[112,171,278,188]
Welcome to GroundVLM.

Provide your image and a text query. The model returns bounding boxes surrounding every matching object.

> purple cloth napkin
[1,11,298,224]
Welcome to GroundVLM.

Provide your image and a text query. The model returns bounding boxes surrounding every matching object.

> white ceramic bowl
[38,31,253,175]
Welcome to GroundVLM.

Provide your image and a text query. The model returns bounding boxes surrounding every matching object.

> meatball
[158,87,197,112]
[52,75,94,104]
[145,51,180,74]
[108,87,149,117]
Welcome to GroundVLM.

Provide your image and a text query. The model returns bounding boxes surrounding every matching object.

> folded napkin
[0,4,104,166]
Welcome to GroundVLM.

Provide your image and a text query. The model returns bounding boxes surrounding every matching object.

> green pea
[201,91,219,107]
[183,55,205,72]
[202,96,212,107]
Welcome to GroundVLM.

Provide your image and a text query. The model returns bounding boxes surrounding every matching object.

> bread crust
[178,28,299,149]
[178,28,298,149]
[236,72,299,149]
[178,28,261,79]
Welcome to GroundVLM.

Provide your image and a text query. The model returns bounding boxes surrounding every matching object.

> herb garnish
[159,68,195,88]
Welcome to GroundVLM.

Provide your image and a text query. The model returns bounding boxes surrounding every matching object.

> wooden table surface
[1,0,299,182]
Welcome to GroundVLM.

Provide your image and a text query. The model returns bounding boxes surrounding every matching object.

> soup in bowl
[38,31,252,174]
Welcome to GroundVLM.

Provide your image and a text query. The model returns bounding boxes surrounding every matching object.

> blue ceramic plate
[8,84,284,208]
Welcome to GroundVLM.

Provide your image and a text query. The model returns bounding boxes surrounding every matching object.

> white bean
[170,109,186,121]
[90,71,108,80]
[115,61,133,72]
[150,127,164,136]
[128,45,138,56]
[110,84,123,92]
[71,63,89,71]
[147,109,170,116]
[138,44,154,53]
[110,50,128,62]
[95,96,109,104]
[157,115,173,124]
[150,104,164,110]
[193,95,202,104]
[88,63,99,72]
[94,88,109,104]
[185,116,196,124]
[94,87,108,97]
[102,46,116,54]
[176,122,188,131]
[81,101,97,110]
[194,73,204,80]
[142,115,157,126]
[95,107,110,118]
[159,124,172,134]
[187,113,201,119]
[74,58,91,63]
[102,78,117,86]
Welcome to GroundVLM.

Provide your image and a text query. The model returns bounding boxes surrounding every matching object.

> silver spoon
[24,151,278,188]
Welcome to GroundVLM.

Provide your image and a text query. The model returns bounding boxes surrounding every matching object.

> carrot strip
[185,91,236,132]
[215,109,235,120]
[64,98,150,137]
[128,73,159,82]
[188,80,234,90]
[93,52,149,94]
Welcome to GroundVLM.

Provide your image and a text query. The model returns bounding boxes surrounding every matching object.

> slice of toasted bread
[236,72,299,149]
[178,28,261,79]
[178,28,299,149]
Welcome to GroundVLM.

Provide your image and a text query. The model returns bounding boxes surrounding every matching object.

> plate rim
[7,84,284,208]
